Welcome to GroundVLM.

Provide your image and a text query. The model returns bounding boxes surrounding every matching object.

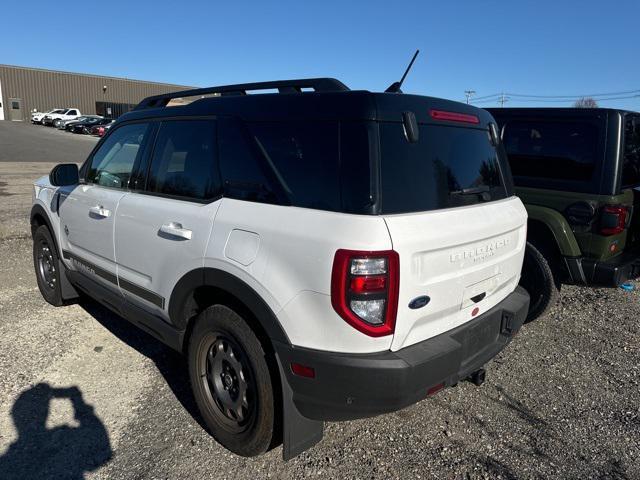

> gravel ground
[0,123,638,479]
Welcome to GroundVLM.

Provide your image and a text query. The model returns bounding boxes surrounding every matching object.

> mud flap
[275,353,324,460]
[59,259,79,300]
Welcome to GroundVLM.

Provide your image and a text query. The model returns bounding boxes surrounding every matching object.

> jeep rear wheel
[519,241,560,323]
[33,225,64,306]
[188,305,275,456]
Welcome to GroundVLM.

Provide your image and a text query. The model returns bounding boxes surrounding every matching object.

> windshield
[379,123,508,214]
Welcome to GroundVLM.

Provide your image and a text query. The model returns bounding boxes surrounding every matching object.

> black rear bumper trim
[275,287,530,421]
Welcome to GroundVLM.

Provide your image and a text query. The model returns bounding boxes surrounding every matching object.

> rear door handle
[89,205,111,218]
[160,222,193,240]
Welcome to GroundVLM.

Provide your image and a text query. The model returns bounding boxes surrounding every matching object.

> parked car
[58,115,102,130]
[69,117,111,134]
[44,108,81,126]
[31,78,529,460]
[89,120,115,136]
[32,109,65,124]
[489,108,640,321]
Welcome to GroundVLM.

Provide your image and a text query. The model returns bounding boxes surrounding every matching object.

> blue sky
[2,0,639,110]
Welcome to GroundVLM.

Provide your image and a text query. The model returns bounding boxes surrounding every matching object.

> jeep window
[622,115,640,188]
[246,121,341,211]
[502,120,598,182]
[86,123,150,189]
[379,123,507,214]
[146,120,221,201]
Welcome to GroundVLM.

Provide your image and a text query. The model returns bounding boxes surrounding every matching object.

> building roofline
[0,63,195,89]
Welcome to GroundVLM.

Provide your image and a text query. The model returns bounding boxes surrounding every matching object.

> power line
[471,93,640,105]
[469,88,640,104]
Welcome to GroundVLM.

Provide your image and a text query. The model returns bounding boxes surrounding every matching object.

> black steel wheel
[188,305,277,456]
[33,225,64,306]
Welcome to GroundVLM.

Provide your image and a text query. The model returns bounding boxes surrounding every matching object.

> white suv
[31,78,529,459]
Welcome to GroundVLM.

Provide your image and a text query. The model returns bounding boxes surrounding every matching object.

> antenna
[385,49,420,93]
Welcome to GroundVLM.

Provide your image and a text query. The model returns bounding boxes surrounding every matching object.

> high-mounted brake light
[430,109,480,124]
[331,250,399,337]
[599,205,629,236]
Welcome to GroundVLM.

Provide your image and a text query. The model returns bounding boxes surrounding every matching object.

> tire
[33,225,64,307]
[188,305,276,456]
[519,241,560,323]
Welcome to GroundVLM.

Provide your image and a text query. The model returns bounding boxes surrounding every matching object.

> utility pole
[464,90,476,104]
[499,92,509,107]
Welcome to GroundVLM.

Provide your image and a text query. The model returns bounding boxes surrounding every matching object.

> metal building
[0,64,193,121]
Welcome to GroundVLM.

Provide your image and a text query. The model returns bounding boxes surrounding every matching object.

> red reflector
[430,109,480,124]
[350,275,387,293]
[427,382,445,396]
[291,363,315,378]
[471,307,480,317]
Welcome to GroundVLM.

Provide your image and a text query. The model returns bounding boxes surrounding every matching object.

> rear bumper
[275,286,529,421]
[572,250,640,286]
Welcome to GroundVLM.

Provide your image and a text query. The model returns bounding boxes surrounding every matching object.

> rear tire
[519,241,560,323]
[188,305,276,457]
[33,225,64,307]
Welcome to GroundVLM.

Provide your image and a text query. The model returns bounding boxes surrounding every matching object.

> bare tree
[574,97,599,108]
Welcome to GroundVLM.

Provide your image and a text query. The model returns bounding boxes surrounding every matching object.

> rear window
[502,120,598,182]
[379,123,508,214]
[622,115,640,188]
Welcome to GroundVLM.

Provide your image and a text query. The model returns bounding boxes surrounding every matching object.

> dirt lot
[0,122,638,479]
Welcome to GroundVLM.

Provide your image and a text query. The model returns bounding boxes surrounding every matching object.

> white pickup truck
[43,108,82,127]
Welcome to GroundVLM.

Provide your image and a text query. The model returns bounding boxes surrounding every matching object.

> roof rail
[134,78,350,110]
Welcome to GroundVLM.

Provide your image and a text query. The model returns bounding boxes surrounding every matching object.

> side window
[622,115,640,188]
[68,110,78,115]
[86,123,150,189]
[246,121,340,210]
[218,118,282,204]
[146,120,220,201]
[502,120,598,182]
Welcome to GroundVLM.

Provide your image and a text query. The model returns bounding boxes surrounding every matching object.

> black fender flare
[168,267,290,346]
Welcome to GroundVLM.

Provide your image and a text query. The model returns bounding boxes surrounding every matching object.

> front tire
[519,241,560,323]
[33,225,64,306]
[188,305,276,456]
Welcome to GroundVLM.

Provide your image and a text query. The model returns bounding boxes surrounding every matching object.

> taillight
[599,205,629,236]
[331,249,399,337]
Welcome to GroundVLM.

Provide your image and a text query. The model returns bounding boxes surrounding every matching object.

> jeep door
[58,122,153,291]
[113,119,221,318]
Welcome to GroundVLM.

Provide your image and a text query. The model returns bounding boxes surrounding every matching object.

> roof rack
[134,78,350,110]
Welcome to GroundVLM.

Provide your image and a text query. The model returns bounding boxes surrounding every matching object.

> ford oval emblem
[408,295,430,309]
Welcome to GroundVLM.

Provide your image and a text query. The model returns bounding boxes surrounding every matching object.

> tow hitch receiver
[468,368,486,386]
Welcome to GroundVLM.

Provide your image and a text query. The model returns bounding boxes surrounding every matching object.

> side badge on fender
[409,295,430,310]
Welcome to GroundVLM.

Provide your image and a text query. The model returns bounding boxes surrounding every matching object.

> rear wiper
[450,185,490,196]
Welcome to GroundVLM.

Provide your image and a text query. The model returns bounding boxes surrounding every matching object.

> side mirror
[49,163,79,187]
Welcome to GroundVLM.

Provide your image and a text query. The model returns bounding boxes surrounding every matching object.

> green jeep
[488,108,640,321]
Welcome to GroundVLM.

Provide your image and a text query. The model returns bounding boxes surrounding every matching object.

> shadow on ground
[0,383,112,479]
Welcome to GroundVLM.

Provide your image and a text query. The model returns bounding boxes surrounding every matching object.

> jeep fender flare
[526,204,581,257]
[168,267,290,347]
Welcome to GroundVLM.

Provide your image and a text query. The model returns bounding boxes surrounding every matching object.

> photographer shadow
[0,383,112,479]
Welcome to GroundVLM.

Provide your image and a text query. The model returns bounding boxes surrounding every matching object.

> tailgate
[385,197,527,351]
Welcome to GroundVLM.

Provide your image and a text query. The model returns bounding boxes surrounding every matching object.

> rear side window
[622,115,640,188]
[146,120,220,201]
[379,123,507,214]
[247,121,340,211]
[502,120,598,182]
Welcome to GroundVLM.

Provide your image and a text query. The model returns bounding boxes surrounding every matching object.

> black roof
[487,107,638,116]
[119,78,496,127]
